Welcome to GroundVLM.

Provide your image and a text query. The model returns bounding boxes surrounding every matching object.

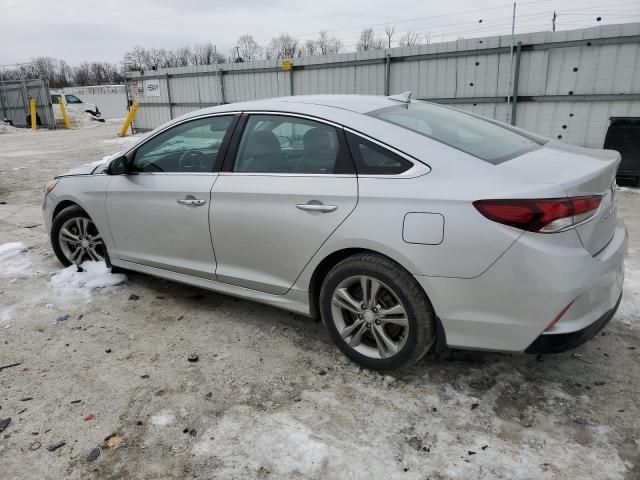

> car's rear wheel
[51,206,107,267]
[320,253,436,370]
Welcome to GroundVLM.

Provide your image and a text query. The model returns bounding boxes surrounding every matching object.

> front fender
[42,175,115,253]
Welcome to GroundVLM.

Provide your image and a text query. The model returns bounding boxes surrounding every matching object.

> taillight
[473,196,602,233]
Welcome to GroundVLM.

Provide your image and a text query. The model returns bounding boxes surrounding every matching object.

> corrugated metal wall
[125,23,640,148]
[0,79,55,127]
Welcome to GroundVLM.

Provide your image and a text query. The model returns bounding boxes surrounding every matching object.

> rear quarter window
[346,133,413,175]
[369,102,543,164]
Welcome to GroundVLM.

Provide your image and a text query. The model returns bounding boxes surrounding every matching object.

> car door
[105,114,236,279]
[211,113,358,294]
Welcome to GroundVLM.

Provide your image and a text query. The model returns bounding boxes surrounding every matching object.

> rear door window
[233,115,353,174]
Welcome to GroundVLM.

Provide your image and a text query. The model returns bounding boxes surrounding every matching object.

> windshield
[65,95,83,104]
[368,102,543,164]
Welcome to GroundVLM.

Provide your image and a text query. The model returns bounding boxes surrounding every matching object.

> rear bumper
[524,292,622,353]
[415,218,627,352]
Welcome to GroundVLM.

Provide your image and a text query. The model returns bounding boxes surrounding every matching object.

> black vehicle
[605,118,640,185]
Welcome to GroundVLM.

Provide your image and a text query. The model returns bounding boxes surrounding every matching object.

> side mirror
[106,155,128,175]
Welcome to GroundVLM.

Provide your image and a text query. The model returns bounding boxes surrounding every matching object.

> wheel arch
[53,199,85,219]
[307,247,428,320]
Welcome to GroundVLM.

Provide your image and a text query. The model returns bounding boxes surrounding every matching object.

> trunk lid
[499,141,620,255]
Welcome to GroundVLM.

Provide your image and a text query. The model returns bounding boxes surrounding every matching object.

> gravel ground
[0,123,639,480]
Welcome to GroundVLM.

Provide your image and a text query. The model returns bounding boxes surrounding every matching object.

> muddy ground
[0,123,638,479]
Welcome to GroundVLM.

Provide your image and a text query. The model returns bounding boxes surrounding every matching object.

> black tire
[51,205,111,268]
[319,253,436,370]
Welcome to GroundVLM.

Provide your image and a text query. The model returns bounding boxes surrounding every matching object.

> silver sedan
[42,93,627,370]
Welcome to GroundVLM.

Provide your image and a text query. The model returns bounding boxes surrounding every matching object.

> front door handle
[296,202,337,213]
[177,197,206,207]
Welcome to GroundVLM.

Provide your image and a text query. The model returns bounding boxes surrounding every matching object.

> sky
[1,0,639,66]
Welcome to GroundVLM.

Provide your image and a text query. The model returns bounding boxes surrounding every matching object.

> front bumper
[42,194,54,235]
[524,292,622,353]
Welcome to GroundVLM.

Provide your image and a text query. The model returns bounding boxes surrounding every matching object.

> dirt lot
[0,123,639,479]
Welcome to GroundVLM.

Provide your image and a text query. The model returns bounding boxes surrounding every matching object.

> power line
[250,0,555,44]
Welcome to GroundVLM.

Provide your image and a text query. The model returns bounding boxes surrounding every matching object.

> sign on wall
[143,79,161,97]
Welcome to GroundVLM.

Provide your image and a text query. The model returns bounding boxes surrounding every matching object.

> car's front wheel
[320,253,436,370]
[51,205,107,267]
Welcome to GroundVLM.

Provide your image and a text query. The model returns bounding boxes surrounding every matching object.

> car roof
[185,94,398,119]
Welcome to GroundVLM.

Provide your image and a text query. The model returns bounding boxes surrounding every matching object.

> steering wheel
[178,150,207,172]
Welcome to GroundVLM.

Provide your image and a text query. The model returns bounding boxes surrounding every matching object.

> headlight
[44,179,59,195]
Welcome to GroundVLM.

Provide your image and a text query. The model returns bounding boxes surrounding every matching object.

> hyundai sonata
[43,93,627,370]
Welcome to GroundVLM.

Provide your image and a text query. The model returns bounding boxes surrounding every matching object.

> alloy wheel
[330,275,409,359]
[58,216,105,264]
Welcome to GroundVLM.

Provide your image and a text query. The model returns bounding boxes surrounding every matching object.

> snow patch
[50,261,127,298]
[0,122,20,134]
[618,257,640,329]
[0,242,27,257]
[150,410,176,426]
[0,304,13,325]
[0,242,31,277]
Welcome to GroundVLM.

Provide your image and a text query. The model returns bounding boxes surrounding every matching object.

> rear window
[368,102,543,164]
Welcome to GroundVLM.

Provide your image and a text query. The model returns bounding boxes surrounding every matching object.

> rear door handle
[177,198,206,206]
[296,202,337,213]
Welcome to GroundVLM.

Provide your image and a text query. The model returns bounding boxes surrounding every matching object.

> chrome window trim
[117,172,219,176]
[241,110,343,129]
[218,172,356,178]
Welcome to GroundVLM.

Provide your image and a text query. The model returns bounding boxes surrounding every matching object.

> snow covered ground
[0,124,638,479]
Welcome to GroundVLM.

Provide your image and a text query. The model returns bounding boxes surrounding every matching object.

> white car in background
[50,91,104,123]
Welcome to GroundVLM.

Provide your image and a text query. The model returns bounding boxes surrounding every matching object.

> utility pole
[506,2,516,123]
[552,11,557,32]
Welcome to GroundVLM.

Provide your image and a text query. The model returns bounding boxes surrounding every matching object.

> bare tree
[55,60,71,88]
[384,25,396,48]
[357,28,375,51]
[424,31,432,45]
[123,46,146,71]
[236,34,262,61]
[72,62,91,86]
[317,30,342,55]
[357,28,385,51]
[267,33,299,59]
[24,57,57,84]
[142,48,168,70]
[400,31,422,47]
[191,42,224,65]
[171,47,192,67]
[302,39,318,57]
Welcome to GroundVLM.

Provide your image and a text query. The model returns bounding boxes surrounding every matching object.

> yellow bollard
[58,97,72,129]
[30,98,37,130]
[119,101,139,137]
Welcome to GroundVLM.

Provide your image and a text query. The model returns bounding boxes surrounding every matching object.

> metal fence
[124,23,640,149]
[0,78,55,128]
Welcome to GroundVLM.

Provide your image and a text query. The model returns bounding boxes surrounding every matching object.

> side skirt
[111,259,311,316]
